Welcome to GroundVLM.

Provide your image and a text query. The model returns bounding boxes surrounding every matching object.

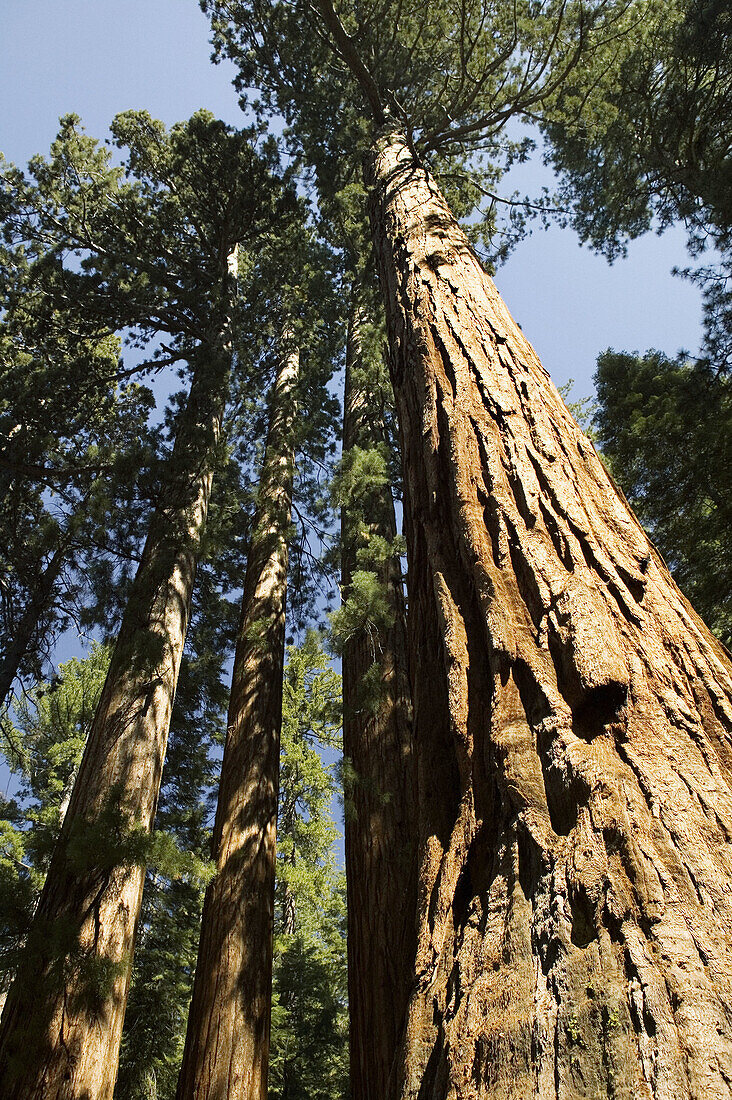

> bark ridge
[367,130,732,1100]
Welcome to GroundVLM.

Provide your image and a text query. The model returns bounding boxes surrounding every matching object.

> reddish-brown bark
[176,345,298,1100]
[0,347,229,1100]
[341,302,418,1100]
[367,129,732,1100]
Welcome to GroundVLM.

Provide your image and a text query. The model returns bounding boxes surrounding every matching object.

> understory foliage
[270,633,349,1100]
[0,634,348,1100]
[329,304,404,698]
[593,349,732,645]
[0,643,110,993]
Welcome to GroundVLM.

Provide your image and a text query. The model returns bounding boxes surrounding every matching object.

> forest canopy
[0,2,731,1099]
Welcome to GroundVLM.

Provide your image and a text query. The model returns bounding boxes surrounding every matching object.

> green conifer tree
[0,643,110,1001]
[543,0,732,369]
[0,112,301,1100]
[593,349,732,645]
[201,4,732,1094]
[0,237,154,705]
[269,633,348,1100]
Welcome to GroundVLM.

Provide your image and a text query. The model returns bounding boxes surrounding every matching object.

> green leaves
[594,349,732,644]
[4,644,110,851]
[545,0,732,253]
[270,898,349,1100]
[331,443,389,509]
[329,569,394,654]
[203,0,636,256]
[544,0,732,370]
[270,635,348,1100]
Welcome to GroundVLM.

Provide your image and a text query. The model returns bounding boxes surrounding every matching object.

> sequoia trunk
[341,301,418,1100]
[0,347,229,1100]
[367,130,732,1100]
[176,344,298,1100]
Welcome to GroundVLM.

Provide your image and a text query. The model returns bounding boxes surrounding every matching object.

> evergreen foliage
[544,0,732,368]
[201,0,635,263]
[545,0,732,255]
[0,644,110,994]
[270,633,349,1100]
[329,301,405,724]
[0,240,154,702]
[593,349,732,645]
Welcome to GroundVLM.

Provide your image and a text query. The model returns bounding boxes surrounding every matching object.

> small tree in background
[0,643,111,1000]
[270,633,348,1100]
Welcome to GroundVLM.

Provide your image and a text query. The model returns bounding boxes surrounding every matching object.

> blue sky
[0,0,707,832]
[2,0,704,403]
[0,0,706,688]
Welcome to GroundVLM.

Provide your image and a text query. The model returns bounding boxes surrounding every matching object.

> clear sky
[0,0,706,836]
[1,0,704,402]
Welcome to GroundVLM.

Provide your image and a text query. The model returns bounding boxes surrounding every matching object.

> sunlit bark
[0,344,229,1100]
[367,129,732,1100]
[176,344,298,1100]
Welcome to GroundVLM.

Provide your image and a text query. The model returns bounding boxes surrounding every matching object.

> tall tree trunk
[176,344,298,1100]
[340,299,418,1100]
[366,129,732,1100]
[0,344,230,1100]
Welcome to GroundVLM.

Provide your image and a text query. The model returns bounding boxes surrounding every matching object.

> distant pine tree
[270,632,349,1100]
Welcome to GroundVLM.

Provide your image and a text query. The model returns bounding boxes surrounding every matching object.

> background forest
[0,0,730,1098]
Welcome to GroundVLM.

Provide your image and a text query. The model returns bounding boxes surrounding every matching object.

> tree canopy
[1,5,732,1100]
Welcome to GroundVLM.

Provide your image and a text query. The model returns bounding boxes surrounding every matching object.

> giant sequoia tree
[177,211,340,1097]
[203,0,732,1095]
[177,340,299,1100]
[0,113,299,1100]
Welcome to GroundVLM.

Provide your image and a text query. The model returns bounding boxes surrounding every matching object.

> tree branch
[311,0,386,122]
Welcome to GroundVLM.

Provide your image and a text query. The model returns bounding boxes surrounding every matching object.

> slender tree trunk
[279,863,297,1097]
[341,299,418,1100]
[176,344,298,1100]
[0,536,67,707]
[366,129,732,1100]
[0,344,230,1100]
[282,877,297,937]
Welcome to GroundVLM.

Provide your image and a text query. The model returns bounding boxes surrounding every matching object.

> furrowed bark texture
[176,346,298,1100]
[341,302,418,1100]
[366,130,732,1100]
[0,349,229,1100]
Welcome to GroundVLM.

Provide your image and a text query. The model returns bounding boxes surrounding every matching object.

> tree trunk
[366,129,732,1100]
[0,346,229,1100]
[341,299,418,1100]
[176,344,298,1100]
[282,877,297,937]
